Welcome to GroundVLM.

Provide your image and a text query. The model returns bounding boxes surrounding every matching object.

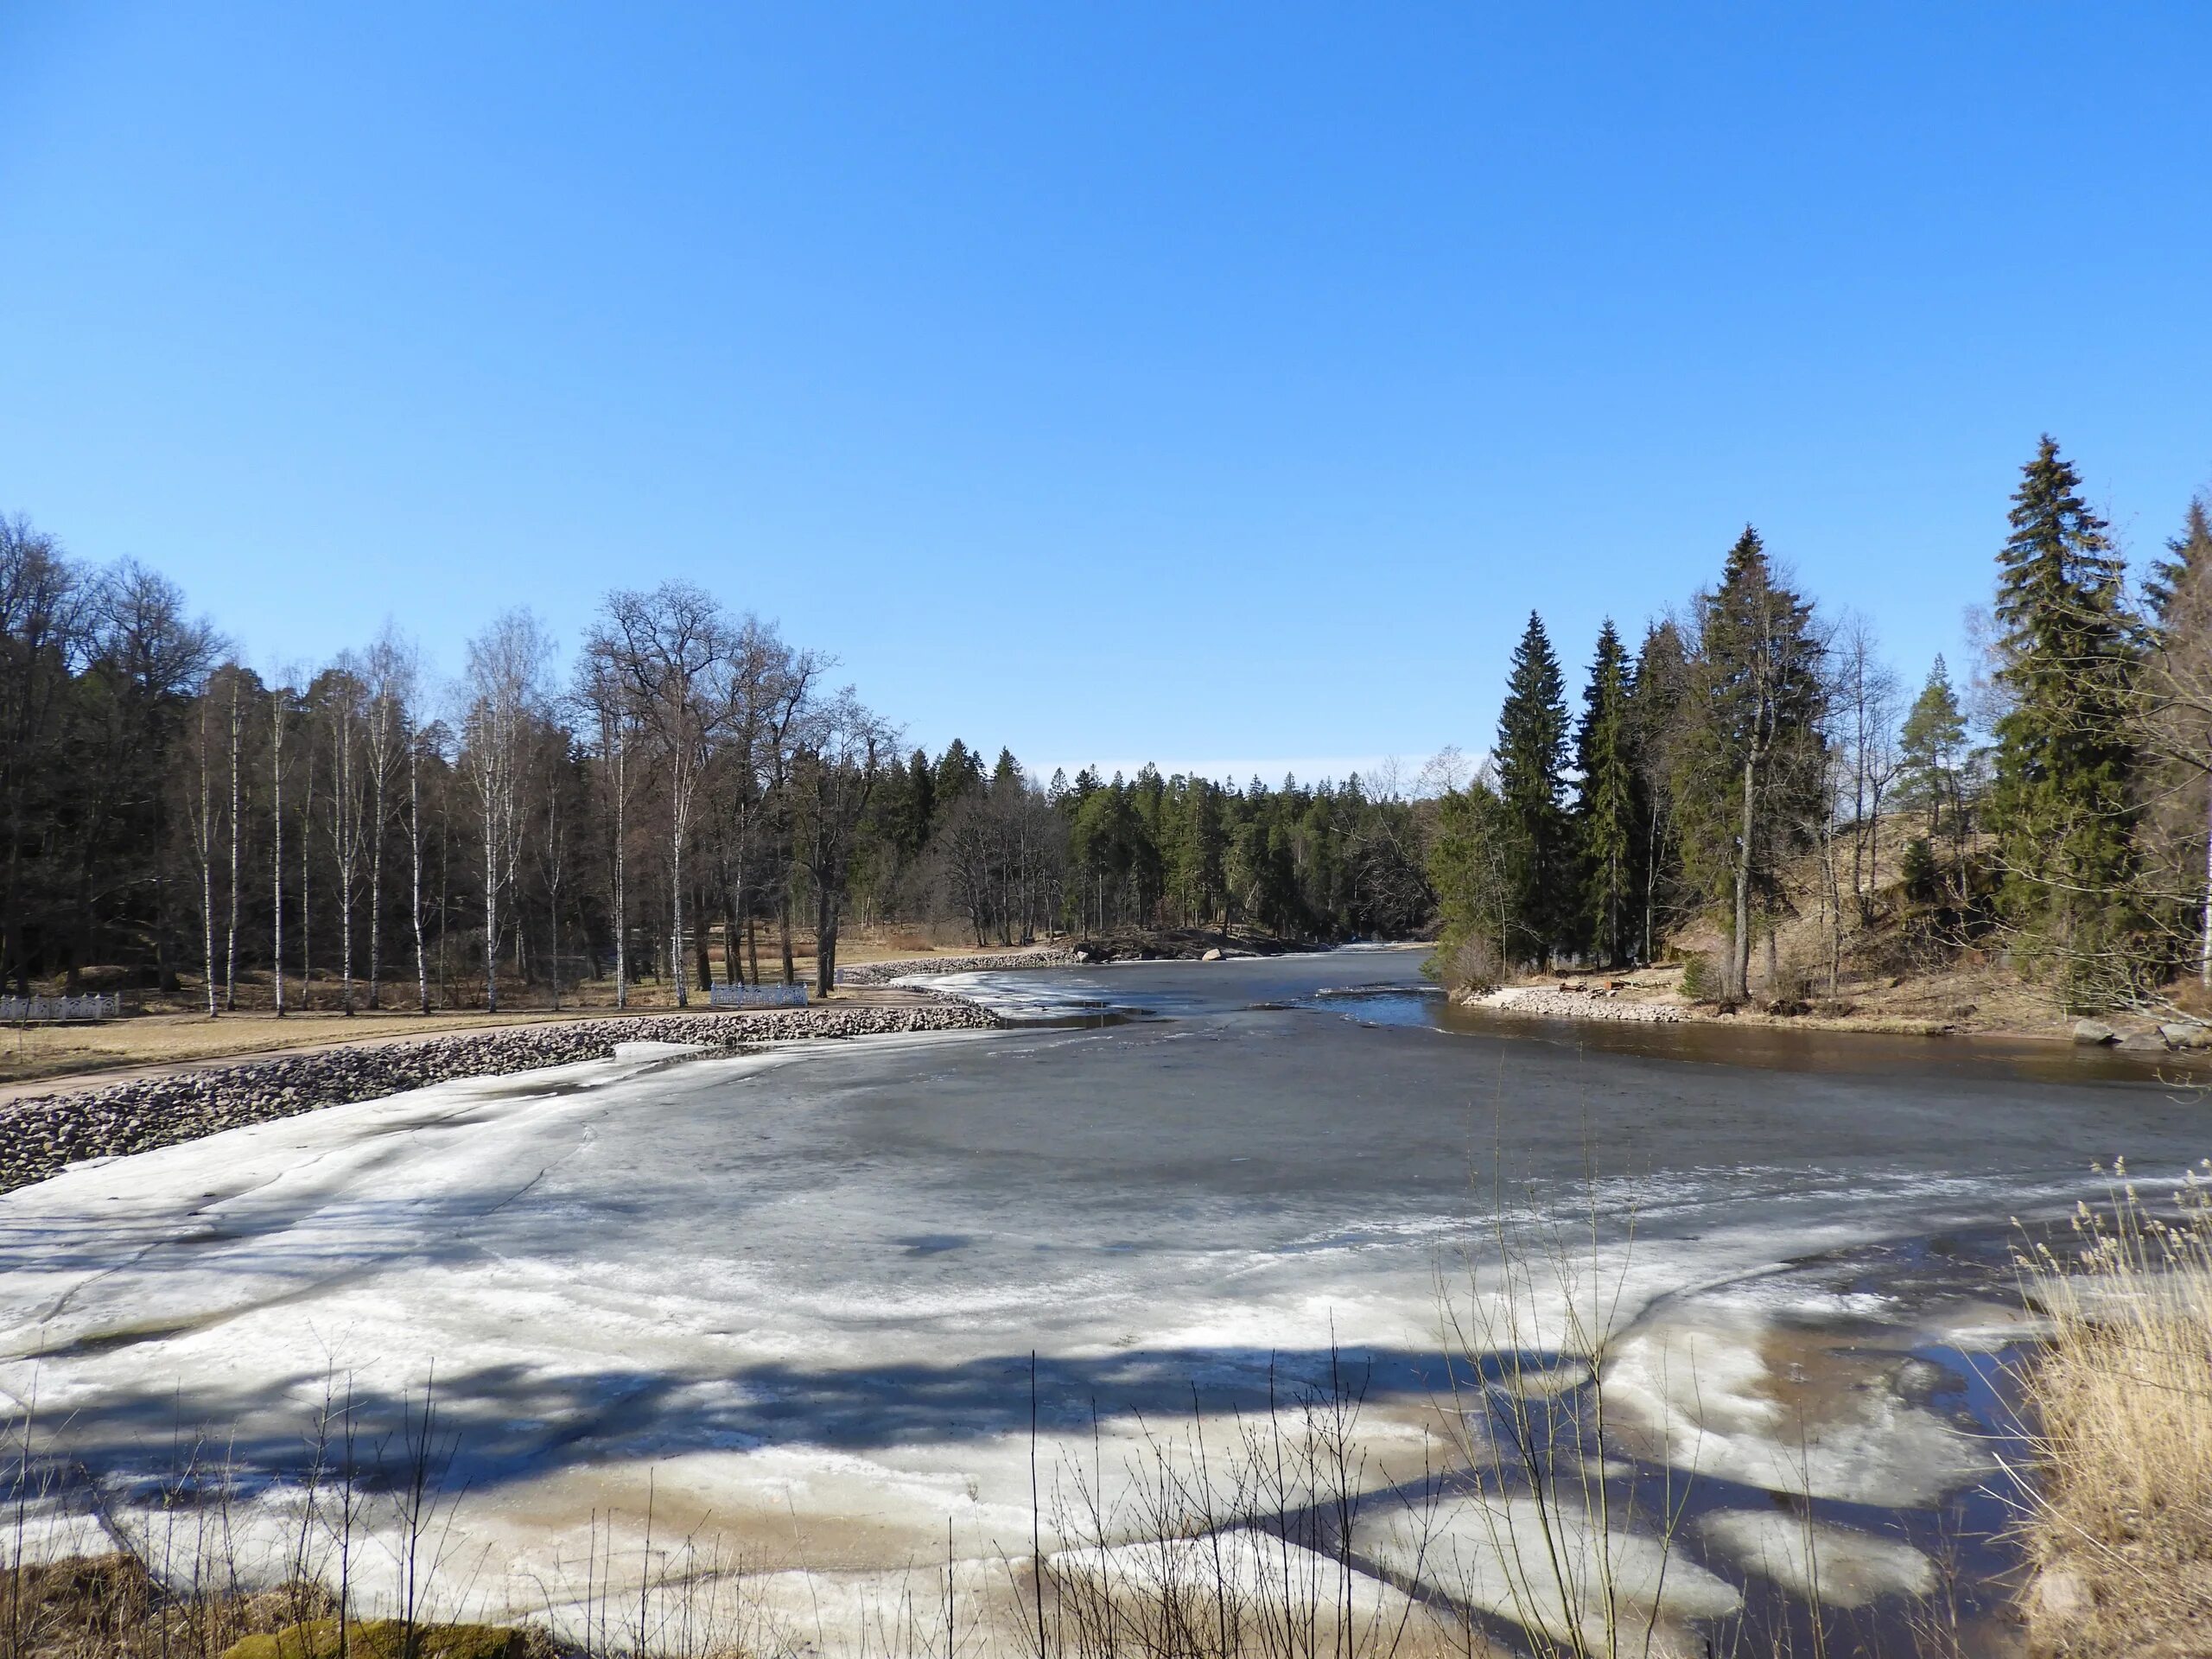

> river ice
[1,952,2202,1650]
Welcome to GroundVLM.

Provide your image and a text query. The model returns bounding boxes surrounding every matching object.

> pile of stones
[1477,987,1688,1024]
[0,1001,1001,1195]
[836,949,1077,985]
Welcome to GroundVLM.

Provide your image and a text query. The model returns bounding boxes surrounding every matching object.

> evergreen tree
[1625,619,1688,963]
[1424,772,1513,987]
[1986,436,2142,1006]
[1674,528,1826,1001]
[899,747,935,859]
[1897,658,1967,843]
[2145,495,2212,630]
[931,739,983,833]
[1493,611,1573,965]
[1573,620,1637,965]
[2132,497,2212,985]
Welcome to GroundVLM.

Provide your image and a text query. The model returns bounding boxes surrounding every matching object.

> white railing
[1,993,121,1023]
[707,983,809,1010]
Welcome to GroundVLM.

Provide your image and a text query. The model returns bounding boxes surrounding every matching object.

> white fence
[708,983,810,1010]
[1,993,121,1023]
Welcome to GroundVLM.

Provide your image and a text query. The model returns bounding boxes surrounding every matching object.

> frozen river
[1,949,2204,1651]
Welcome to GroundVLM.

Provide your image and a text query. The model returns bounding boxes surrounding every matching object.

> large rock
[2162,1021,2212,1050]
[2072,1019,2119,1046]
[1200,947,1224,962]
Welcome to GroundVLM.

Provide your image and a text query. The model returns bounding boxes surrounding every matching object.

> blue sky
[3,3,2208,785]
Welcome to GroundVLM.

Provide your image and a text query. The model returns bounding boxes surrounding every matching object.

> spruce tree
[1573,620,1637,965]
[1675,529,1825,1001]
[2136,497,2212,984]
[1625,620,1688,963]
[1493,611,1573,965]
[1897,658,1967,842]
[2145,495,2212,631]
[1986,435,2141,1006]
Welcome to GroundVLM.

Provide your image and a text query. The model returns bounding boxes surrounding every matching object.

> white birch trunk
[271,691,287,1017]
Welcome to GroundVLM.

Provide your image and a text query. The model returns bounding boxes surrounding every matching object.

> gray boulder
[2161,1022,2212,1050]
[2072,1019,2119,1046]
[2118,1031,2168,1052]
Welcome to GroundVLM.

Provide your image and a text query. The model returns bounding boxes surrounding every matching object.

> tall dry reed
[2012,1159,2212,1652]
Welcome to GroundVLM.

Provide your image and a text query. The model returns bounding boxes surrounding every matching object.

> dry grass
[2013,1161,2212,1655]
[0,925,1059,1090]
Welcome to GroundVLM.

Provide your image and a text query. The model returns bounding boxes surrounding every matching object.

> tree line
[0,520,1429,1013]
[1427,435,2212,1014]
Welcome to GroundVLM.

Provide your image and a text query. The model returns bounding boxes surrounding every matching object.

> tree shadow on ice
[14,1342,1530,1494]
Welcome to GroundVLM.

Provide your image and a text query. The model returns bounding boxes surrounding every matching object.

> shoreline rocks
[836,950,1078,985]
[1470,986,1688,1024]
[0,1002,1001,1195]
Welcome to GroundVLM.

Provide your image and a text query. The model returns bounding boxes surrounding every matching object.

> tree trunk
[410,738,429,1014]
[779,890,795,984]
[368,764,385,1009]
[226,677,241,1011]
[670,809,687,1009]
[2202,750,2212,989]
[611,734,627,1010]
[483,769,499,1015]
[301,747,313,1013]
[200,702,218,1019]
[815,884,838,996]
[272,695,287,1017]
[1732,753,1758,1002]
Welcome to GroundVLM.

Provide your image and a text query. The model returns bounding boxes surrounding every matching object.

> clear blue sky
[3,3,2208,784]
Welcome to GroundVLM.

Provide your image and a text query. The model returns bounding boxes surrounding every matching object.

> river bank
[0,1001,1000,1194]
[1453,961,2212,1055]
[6,951,2202,1656]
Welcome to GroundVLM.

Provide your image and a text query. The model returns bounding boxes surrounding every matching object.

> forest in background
[0,535,1429,1011]
[3,431,2208,1020]
[1427,435,2212,1016]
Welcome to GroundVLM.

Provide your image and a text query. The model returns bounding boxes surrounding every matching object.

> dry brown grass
[0,924,1063,1090]
[2013,1162,2212,1656]
[0,1554,338,1659]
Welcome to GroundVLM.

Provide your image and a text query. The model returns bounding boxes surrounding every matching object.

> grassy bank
[0,927,1063,1090]
[2013,1165,2212,1655]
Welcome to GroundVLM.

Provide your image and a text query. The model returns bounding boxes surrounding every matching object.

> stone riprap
[1472,986,1688,1024]
[836,949,1077,985]
[0,1003,1000,1195]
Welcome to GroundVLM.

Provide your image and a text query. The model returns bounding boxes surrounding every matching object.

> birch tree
[461,611,551,1014]
[360,629,416,1008]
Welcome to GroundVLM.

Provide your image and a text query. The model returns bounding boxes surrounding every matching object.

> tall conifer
[1494,611,1573,964]
[1626,620,1688,963]
[2146,496,2212,634]
[1675,529,1826,1001]
[1986,436,2141,1004]
[1573,621,1637,965]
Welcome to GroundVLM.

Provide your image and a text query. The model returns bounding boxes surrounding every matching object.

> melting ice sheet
[0,954,2199,1651]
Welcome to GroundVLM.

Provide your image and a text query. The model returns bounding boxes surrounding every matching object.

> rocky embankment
[1471,985,1688,1024]
[0,1003,999,1195]
[836,949,1078,985]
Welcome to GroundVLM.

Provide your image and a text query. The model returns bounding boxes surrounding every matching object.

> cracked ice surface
[0,953,2204,1644]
